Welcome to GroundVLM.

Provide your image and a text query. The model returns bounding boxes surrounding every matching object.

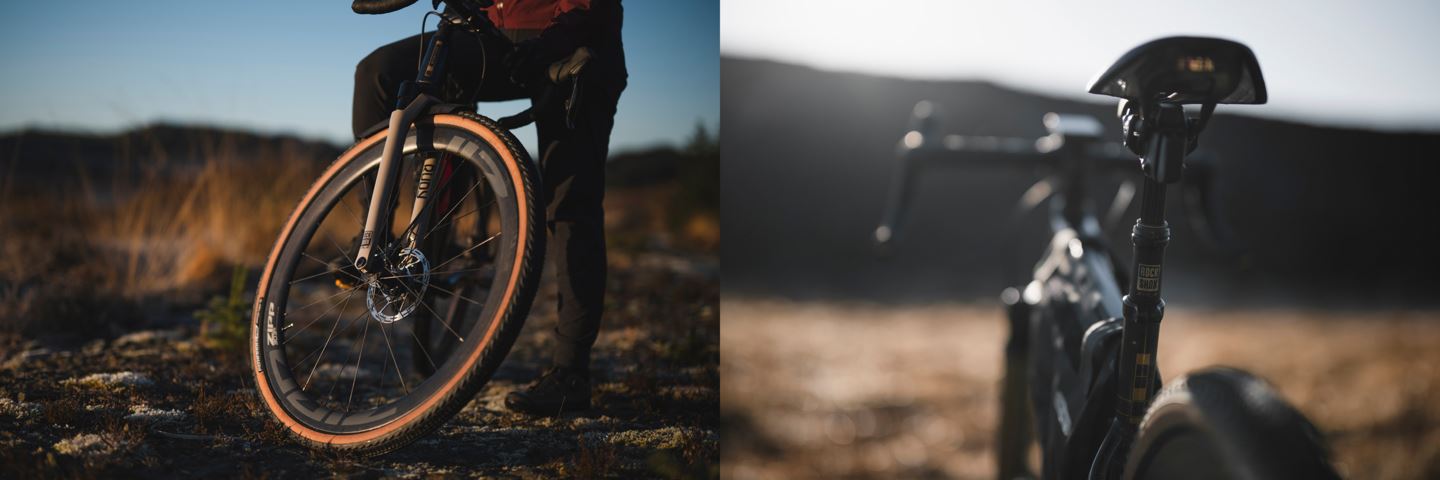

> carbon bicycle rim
[249,112,543,456]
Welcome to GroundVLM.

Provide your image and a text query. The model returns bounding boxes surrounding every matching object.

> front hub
[365,247,432,324]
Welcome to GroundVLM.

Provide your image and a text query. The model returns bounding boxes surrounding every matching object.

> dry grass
[97,416,145,457]
[0,129,324,335]
[91,134,319,297]
[721,299,1440,480]
[572,436,621,479]
[604,183,720,256]
[41,395,85,426]
[189,386,228,433]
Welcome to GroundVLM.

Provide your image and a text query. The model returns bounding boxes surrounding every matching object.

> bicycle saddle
[1087,36,1266,105]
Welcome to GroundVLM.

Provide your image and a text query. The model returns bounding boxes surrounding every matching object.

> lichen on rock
[53,433,127,458]
[62,371,155,388]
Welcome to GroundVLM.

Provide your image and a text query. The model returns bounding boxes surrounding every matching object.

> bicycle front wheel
[249,112,543,456]
[1124,368,1340,480]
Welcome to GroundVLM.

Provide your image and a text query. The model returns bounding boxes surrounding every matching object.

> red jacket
[487,0,590,30]
[490,0,626,93]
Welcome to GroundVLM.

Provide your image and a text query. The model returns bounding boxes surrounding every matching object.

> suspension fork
[353,17,456,274]
[355,95,455,273]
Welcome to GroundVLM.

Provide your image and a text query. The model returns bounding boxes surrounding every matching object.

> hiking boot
[504,368,591,416]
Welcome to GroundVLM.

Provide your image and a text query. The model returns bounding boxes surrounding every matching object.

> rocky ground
[721,299,1440,480]
[0,253,718,479]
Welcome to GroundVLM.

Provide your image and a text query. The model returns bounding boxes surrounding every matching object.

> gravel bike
[249,0,589,456]
[875,37,1341,479]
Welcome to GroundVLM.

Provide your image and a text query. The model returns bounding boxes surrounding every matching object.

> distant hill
[0,122,705,189]
[721,57,1440,306]
[0,124,344,186]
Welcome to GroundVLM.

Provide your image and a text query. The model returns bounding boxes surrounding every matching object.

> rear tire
[1124,367,1340,480]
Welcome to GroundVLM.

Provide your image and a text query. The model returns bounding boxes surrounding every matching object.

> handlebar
[902,133,1136,172]
[875,105,1131,251]
[352,0,419,15]
[874,102,1231,255]
[353,0,496,15]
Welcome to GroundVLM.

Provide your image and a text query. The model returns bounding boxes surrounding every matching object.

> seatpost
[1091,102,1198,479]
[1115,102,1188,425]
[1117,101,1186,423]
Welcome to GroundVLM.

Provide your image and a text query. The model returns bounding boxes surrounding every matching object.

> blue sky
[724,0,1440,132]
[0,1,718,153]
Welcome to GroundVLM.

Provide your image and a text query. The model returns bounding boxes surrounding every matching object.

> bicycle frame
[878,36,1270,479]
[882,104,1196,478]
[1003,106,1188,478]
[991,121,1136,479]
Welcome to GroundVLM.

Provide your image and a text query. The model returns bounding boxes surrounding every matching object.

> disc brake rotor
[366,247,431,324]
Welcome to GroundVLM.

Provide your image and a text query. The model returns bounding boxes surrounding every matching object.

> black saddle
[1088,36,1266,105]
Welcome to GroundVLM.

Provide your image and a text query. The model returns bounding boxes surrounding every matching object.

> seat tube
[1115,104,1187,425]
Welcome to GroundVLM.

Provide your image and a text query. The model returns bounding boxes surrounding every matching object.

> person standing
[351,0,626,415]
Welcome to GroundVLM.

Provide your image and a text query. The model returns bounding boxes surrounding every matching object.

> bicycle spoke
[378,265,490,281]
[286,287,360,343]
[346,319,371,413]
[287,185,364,288]
[431,232,501,272]
[288,269,335,286]
[319,308,373,400]
[292,233,363,287]
[396,280,465,343]
[409,327,439,372]
[422,199,493,243]
[338,187,368,230]
[302,252,364,284]
[326,232,356,266]
[377,343,390,394]
[383,156,468,258]
[286,282,360,316]
[302,307,364,391]
[418,181,484,244]
[379,323,409,395]
[428,283,485,307]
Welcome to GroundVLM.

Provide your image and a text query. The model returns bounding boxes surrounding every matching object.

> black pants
[354,32,620,372]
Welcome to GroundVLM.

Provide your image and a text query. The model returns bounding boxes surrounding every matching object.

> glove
[505,8,589,85]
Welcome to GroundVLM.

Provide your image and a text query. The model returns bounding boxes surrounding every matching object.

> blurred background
[720,1,1440,479]
[1,1,718,477]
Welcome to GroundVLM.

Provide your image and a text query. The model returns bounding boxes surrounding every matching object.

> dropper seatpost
[1115,102,1189,425]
